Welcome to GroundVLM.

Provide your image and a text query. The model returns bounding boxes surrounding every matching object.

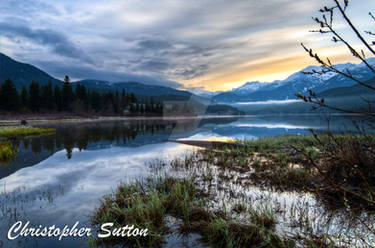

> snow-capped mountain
[213,58,375,103]
[186,87,223,98]
[232,81,275,95]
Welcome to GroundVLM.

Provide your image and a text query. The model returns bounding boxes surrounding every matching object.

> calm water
[0,115,369,247]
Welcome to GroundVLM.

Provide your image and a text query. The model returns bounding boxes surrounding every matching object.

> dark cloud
[0,22,93,64]
[1,0,373,90]
[137,60,169,71]
[173,64,209,80]
[137,39,172,50]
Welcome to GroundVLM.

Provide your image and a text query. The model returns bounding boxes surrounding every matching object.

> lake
[0,114,369,247]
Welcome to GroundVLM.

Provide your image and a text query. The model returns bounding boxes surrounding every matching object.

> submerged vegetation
[93,133,375,247]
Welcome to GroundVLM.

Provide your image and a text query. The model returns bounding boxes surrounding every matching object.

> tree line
[0,76,164,115]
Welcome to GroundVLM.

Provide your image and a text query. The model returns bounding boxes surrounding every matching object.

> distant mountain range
[0,53,242,115]
[74,79,192,99]
[212,59,375,103]
[1,52,374,110]
[0,53,194,101]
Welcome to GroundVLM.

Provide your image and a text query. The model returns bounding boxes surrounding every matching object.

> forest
[0,76,165,116]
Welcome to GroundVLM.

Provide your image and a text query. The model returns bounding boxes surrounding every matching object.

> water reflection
[0,115,370,247]
[0,142,194,248]
[0,118,237,179]
[1,115,368,180]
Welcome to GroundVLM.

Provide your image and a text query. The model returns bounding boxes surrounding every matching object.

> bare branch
[296,91,375,118]
[301,43,375,91]
[370,12,375,22]
[334,0,375,56]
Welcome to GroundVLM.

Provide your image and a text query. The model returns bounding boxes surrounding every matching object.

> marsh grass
[204,134,375,247]
[0,126,56,139]
[92,177,206,247]
[92,176,295,248]
[93,133,375,247]
[202,134,375,209]
[0,141,17,164]
[200,136,317,191]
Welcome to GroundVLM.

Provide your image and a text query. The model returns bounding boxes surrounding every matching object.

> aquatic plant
[0,141,17,164]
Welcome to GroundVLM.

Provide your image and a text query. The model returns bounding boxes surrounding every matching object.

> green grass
[92,177,294,248]
[0,126,56,139]
[92,134,375,247]
[202,133,375,211]
[0,141,17,164]
[92,177,202,247]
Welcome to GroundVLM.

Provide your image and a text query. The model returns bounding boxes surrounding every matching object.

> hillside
[0,53,63,89]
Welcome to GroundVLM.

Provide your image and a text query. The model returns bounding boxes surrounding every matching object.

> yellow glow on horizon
[182,45,364,92]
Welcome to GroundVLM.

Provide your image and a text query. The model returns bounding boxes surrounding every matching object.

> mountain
[186,87,223,98]
[0,53,63,89]
[0,53,242,115]
[73,79,192,99]
[0,53,193,100]
[318,78,375,98]
[234,77,375,115]
[213,58,375,103]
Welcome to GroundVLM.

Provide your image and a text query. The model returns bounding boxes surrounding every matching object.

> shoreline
[0,112,365,126]
[0,114,243,126]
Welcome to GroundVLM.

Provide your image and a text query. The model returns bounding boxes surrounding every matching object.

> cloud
[33,59,183,88]
[0,0,374,90]
[137,39,172,50]
[0,22,93,64]
[137,60,170,71]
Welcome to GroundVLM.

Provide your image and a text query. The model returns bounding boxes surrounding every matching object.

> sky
[0,0,374,91]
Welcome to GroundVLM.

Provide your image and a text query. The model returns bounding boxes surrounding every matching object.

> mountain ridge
[212,58,375,103]
[0,53,194,100]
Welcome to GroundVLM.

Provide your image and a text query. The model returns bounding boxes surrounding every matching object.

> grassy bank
[93,133,375,247]
[0,126,56,139]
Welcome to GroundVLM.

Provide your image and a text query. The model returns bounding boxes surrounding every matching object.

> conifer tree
[20,86,29,108]
[40,81,54,110]
[90,90,101,112]
[54,85,62,111]
[0,78,19,111]
[29,81,40,112]
[62,75,74,111]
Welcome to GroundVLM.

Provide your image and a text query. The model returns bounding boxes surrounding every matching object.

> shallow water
[0,115,370,247]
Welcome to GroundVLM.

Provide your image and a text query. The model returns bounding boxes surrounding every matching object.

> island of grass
[92,133,375,247]
[0,126,56,139]
[0,126,56,164]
